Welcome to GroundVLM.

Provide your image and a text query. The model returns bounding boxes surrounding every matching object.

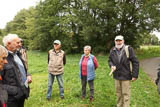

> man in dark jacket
[1,34,32,107]
[108,35,139,107]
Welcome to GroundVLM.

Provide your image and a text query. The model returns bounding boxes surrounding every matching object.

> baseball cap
[115,35,124,41]
[53,40,61,45]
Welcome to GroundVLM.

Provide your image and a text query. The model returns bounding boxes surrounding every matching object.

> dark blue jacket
[0,82,8,107]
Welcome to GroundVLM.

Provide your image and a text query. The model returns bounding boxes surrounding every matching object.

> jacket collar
[8,50,20,58]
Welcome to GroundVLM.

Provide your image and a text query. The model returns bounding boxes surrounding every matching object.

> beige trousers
[115,79,131,107]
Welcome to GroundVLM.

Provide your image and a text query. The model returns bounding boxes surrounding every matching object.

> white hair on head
[0,45,8,57]
[3,34,19,46]
[84,45,91,51]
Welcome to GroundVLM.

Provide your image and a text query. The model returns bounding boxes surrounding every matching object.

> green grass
[140,45,160,49]
[25,49,160,107]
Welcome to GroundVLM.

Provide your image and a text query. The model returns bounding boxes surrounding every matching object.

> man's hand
[109,66,116,76]
[111,66,116,71]
[131,77,137,82]
[27,76,32,84]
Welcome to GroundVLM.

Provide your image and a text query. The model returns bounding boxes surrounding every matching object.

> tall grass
[25,48,160,107]
[137,46,160,60]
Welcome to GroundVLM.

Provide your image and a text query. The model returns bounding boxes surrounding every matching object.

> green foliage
[0,36,2,45]
[25,50,160,107]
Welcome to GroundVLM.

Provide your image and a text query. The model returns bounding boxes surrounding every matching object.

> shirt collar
[8,50,14,55]
[8,50,18,56]
[85,53,90,58]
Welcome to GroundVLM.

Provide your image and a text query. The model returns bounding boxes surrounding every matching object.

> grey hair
[0,45,8,57]
[3,34,19,46]
[84,45,91,51]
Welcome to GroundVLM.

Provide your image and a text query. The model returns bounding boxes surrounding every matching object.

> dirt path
[140,57,160,82]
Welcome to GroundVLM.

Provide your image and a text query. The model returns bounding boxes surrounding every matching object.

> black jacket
[155,71,160,95]
[0,81,8,107]
[1,52,30,102]
[108,45,139,80]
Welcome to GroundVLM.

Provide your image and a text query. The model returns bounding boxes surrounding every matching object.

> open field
[25,47,160,107]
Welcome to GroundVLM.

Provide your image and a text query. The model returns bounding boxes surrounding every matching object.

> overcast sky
[0,0,40,29]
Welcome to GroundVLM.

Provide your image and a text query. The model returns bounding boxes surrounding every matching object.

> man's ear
[6,42,11,48]
[8,42,11,45]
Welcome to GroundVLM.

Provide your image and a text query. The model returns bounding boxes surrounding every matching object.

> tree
[0,29,3,45]
[2,0,160,53]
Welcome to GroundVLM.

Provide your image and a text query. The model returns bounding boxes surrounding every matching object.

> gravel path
[140,57,160,82]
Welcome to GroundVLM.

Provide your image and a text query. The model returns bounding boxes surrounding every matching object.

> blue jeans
[46,73,64,98]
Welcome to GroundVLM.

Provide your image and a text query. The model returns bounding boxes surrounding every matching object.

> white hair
[84,45,91,51]
[0,45,8,57]
[3,34,19,46]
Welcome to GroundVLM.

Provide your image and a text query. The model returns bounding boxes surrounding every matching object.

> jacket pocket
[14,87,24,100]
[3,85,18,96]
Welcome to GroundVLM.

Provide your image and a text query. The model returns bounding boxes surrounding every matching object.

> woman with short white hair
[0,45,8,107]
[79,45,98,102]
[0,45,8,70]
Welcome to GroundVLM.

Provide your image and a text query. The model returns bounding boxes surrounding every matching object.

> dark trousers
[7,98,25,107]
[0,103,4,107]
[81,76,94,98]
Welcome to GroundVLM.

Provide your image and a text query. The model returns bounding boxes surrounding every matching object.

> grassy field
[25,47,160,107]
[137,45,160,60]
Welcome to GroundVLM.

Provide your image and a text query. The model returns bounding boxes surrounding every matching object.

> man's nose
[4,59,8,64]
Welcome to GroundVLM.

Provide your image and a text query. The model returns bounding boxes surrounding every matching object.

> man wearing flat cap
[108,35,139,107]
[46,40,66,100]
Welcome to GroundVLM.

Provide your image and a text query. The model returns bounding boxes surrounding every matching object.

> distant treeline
[0,0,160,53]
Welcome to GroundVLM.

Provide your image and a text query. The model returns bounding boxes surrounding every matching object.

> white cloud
[0,0,40,29]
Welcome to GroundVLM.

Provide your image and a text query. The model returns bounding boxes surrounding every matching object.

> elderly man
[1,34,32,107]
[108,35,139,107]
[46,40,66,100]
[0,45,8,107]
